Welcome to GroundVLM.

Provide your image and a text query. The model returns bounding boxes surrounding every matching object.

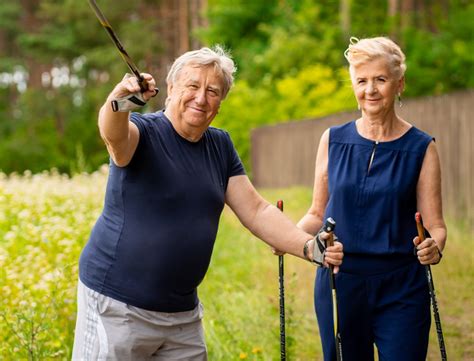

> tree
[0,0,472,174]
[0,0,207,174]
[198,0,473,171]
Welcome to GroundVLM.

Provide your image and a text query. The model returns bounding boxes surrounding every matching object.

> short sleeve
[225,131,246,178]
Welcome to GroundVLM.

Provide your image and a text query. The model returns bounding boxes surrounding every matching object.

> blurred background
[0,0,472,175]
[0,1,473,360]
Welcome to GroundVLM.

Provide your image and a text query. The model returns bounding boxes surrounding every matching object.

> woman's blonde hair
[344,37,406,80]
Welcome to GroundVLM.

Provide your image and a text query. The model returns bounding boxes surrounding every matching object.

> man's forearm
[248,203,312,260]
[98,98,130,144]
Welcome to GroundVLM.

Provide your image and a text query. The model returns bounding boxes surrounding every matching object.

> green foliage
[0,86,107,174]
[253,1,343,82]
[1,175,472,359]
[214,66,356,171]
[200,0,280,78]
[402,4,474,96]
[0,169,106,359]
[0,0,472,174]
[202,0,473,170]
[0,3,21,32]
[202,0,344,83]
[0,0,162,174]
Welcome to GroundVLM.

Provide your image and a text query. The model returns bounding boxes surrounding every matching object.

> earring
[398,93,403,108]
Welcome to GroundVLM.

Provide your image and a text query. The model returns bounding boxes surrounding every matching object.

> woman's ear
[398,75,405,94]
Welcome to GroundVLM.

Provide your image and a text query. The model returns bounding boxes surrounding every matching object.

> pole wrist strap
[111,92,147,112]
[303,232,327,266]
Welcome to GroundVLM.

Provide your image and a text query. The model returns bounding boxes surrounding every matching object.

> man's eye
[188,84,198,89]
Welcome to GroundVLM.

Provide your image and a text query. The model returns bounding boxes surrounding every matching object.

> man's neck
[164,109,204,142]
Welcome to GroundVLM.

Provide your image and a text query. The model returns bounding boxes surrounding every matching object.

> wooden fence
[251,90,474,230]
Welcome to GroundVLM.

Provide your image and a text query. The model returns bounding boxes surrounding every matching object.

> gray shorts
[72,280,207,360]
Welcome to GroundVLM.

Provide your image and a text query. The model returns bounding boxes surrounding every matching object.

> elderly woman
[298,37,446,360]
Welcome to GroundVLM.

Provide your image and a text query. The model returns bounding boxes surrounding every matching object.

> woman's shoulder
[329,120,357,142]
[408,125,434,143]
[330,120,355,131]
[399,123,434,147]
[388,123,434,155]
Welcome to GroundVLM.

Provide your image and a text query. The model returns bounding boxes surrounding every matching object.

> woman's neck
[357,112,409,142]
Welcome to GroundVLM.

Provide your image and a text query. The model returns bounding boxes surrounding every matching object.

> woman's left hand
[413,236,442,265]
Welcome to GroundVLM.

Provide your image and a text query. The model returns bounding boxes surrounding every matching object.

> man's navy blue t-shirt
[79,111,245,312]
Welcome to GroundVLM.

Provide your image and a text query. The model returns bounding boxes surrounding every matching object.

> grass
[0,172,472,360]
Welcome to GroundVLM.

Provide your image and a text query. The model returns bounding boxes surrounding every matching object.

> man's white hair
[166,45,236,100]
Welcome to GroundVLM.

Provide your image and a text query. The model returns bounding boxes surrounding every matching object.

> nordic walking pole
[415,212,447,361]
[276,200,286,361]
[88,0,153,93]
[324,218,343,361]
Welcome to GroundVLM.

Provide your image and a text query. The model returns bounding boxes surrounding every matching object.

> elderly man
[72,46,343,360]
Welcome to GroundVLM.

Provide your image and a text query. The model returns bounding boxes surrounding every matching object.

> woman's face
[351,57,404,117]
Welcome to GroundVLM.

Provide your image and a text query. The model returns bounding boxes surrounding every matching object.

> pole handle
[323,217,336,246]
[276,200,283,211]
[415,212,426,241]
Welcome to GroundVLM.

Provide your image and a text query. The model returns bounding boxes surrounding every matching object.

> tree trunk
[190,0,207,49]
[178,0,190,54]
[388,0,399,40]
[401,0,415,31]
[147,0,207,105]
[388,0,399,17]
[19,0,44,89]
[339,0,351,39]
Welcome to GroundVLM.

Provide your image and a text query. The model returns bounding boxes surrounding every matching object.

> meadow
[0,169,472,360]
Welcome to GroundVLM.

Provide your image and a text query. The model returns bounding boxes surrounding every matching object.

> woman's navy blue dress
[315,121,433,361]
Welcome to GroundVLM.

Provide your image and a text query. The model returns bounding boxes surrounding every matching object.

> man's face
[167,64,224,135]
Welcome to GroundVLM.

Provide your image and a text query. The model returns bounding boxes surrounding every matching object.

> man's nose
[194,88,206,104]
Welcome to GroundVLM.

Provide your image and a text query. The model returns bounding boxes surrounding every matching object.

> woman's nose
[365,81,377,94]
